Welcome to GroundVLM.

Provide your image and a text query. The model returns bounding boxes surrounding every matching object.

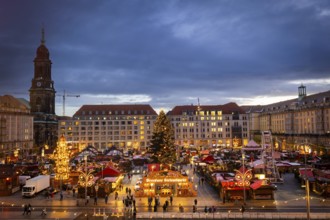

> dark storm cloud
[0,0,330,115]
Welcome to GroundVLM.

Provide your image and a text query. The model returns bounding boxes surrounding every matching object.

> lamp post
[78,155,94,205]
[95,183,99,198]
[101,164,103,179]
[301,144,311,220]
[242,153,246,205]
[235,153,252,206]
[85,155,87,201]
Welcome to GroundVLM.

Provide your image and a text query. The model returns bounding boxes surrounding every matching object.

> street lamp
[301,144,311,220]
[242,153,246,204]
[95,183,99,198]
[78,155,94,205]
[235,153,252,205]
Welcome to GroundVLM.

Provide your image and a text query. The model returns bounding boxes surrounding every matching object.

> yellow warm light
[54,135,70,180]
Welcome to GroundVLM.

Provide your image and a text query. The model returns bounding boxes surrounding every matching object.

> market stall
[135,170,197,197]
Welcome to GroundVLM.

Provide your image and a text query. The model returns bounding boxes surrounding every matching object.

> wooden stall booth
[135,170,197,197]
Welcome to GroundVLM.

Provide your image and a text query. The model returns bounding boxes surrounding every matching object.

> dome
[36,44,49,59]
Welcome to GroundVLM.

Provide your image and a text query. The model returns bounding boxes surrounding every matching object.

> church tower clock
[29,28,57,150]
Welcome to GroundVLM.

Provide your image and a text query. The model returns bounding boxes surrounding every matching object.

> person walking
[193,205,196,213]
[41,207,47,216]
[170,195,173,206]
[133,207,137,220]
[22,204,28,215]
[105,194,108,204]
[179,204,184,213]
[94,196,98,205]
[86,195,90,205]
[27,204,32,215]
[241,205,246,213]
[194,199,198,206]
[60,192,63,201]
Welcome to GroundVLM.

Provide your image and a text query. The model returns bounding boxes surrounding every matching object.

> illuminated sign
[146,178,187,183]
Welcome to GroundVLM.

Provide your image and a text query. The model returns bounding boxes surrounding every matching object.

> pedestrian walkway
[0,209,80,220]
[136,211,330,219]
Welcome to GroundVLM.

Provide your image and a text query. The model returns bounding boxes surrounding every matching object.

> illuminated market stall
[135,170,197,197]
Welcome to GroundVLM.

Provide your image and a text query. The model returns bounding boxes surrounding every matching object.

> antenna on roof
[197,98,201,112]
[41,24,45,45]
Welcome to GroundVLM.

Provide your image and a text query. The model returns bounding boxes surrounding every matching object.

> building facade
[0,95,34,163]
[167,102,249,149]
[243,86,330,154]
[29,28,58,150]
[58,105,158,152]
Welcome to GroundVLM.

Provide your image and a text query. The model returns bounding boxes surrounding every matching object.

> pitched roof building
[0,95,34,163]
[58,104,158,152]
[167,102,249,149]
[242,85,330,154]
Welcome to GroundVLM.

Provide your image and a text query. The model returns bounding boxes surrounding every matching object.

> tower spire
[197,97,201,112]
[41,25,45,45]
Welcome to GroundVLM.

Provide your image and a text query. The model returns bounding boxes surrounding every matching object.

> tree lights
[149,110,176,164]
[54,135,70,181]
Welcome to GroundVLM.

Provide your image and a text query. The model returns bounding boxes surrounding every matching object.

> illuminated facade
[167,102,249,148]
[0,95,34,163]
[58,105,157,152]
[243,86,330,153]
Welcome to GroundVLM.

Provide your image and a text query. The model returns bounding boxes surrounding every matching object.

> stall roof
[250,180,263,190]
[96,166,121,177]
[202,155,215,163]
[103,177,119,182]
[251,160,264,169]
[200,150,210,155]
[246,140,260,147]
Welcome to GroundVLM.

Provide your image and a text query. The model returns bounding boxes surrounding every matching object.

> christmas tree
[149,110,176,164]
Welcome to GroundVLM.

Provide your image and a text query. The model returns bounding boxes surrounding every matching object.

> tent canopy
[96,166,121,177]
[246,140,260,147]
[202,155,215,163]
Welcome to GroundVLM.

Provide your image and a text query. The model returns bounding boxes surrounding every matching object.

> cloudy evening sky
[1,0,330,116]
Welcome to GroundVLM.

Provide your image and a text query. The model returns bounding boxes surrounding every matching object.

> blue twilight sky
[0,0,329,116]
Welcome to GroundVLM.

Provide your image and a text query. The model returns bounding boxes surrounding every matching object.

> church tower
[29,28,57,150]
[298,84,307,102]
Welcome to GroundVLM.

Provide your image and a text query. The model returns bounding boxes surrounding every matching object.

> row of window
[62,130,151,136]
[176,133,248,139]
[81,110,153,115]
[68,135,150,141]
[74,115,156,120]
[173,121,248,127]
[61,120,152,126]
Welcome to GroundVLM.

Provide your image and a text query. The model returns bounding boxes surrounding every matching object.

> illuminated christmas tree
[149,110,176,164]
[54,135,70,182]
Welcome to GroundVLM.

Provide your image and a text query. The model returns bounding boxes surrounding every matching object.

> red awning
[147,164,160,172]
[96,166,121,177]
[250,180,263,190]
[299,169,314,178]
[202,155,215,163]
